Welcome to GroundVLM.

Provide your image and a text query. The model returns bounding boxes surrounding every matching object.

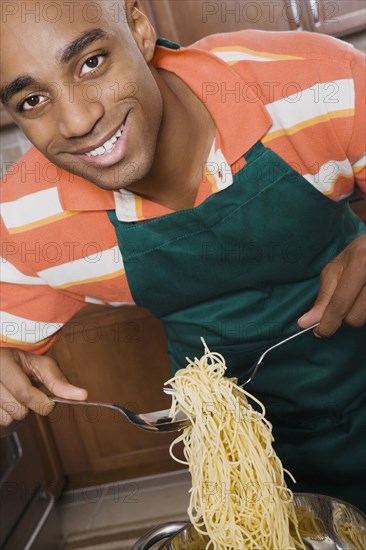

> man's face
[0,0,163,190]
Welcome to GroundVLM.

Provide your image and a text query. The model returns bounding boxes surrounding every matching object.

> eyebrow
[0,75,38,105]
[0,28,108,105]
[58,28,108,65]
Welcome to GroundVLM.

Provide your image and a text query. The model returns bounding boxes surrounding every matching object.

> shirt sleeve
[0,220,86,354]
[348,46,366,195]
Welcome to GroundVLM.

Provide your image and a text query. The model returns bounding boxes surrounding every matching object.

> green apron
[108,140,366,512]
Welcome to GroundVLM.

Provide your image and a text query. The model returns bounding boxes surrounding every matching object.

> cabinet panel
[147,0,306,46]
[47,306,183,486]
[304,1,366,37]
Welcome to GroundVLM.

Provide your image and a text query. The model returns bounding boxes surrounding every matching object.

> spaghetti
[166,341,305,550]
[334,504,366,550]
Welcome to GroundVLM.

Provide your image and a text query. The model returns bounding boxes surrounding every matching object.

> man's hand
[298,234,366,337]
[0,348,87,427]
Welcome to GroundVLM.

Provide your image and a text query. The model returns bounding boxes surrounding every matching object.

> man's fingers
[0,348,86,425]
[0,407,13,427]
[344,285,366,327]
[298,266,339,329]
[0,383,28,421]
[1,359,55,415]
[26,354,88,401]
[318,266,365,337]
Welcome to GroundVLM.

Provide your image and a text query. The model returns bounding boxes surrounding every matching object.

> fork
[51,324,319,433]
[164,323,320,395]
[50,397,190,432]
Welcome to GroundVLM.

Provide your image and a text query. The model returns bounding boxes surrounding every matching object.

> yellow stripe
[211,45,303,61]
[353,164,365,174]
[8,210,80,235]
[0,335,50,347]
[53,268,125,290]
[205,167,219,193]
[135,195,144,221]
[262,109,354,143]
[324,171,354,196]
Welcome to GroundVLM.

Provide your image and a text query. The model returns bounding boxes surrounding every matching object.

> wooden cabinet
[142,0,306,45]
[46,305,184,488]
[303,1,366,37]
[141,0,366,46]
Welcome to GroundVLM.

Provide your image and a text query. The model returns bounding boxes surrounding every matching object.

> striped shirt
[1,30,365,353]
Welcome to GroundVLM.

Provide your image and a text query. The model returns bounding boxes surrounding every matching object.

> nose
[56,85,104,138]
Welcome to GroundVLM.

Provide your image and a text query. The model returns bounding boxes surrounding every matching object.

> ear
[126,0,157,63]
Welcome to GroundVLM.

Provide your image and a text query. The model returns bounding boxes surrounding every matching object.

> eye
[80,54,106,76]
[20,95,47,112]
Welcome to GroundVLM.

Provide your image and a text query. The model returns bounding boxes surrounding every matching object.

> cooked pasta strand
[166,341,306,550]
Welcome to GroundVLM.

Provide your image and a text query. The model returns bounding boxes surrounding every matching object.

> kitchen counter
[59,470,191,549]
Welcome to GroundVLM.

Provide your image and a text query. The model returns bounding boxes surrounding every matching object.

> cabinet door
[304,1,366,37]
[145,0,308,46]
[47,305,183,487]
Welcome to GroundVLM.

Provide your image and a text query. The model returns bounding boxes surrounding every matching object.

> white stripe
[339,192,354,200]
[265,79,354,135]
[0,257,46,285]
[210,146,233,191]
[211,50,287,63]
[352,152,366,170]
[37,246,124,287]
[108,301,136,306]
[114,189,139,222]
[84,296,106,305]
[212,50,280,63]
[1,188,64,229]
[84,296,135,306]
[303,159,353,194]
[0,311,62,343]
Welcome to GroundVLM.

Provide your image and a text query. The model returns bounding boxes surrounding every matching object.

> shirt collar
[58,41,272,213]
[57,169,115,212]
[152,43,271,166]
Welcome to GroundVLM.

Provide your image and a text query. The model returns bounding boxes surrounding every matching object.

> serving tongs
[164,323,320,396]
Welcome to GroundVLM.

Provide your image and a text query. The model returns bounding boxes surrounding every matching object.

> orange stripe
[323,172,354,196]
[263,109,355,143]
[8,210,80,235]
[53,268,125,290]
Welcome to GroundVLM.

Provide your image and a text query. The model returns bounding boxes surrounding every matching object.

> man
[1,0,365,511]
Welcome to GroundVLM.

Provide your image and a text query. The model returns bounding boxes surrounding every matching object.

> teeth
[104,139,114,152]
[85,124,124,157]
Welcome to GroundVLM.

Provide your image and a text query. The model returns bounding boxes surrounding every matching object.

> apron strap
[156,37,181,50]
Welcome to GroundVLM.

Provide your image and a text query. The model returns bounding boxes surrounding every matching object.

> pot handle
[132,522,187,550]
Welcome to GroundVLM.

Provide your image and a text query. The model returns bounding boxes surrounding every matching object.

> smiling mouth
[73,111,132,169]
[85,123,125,157]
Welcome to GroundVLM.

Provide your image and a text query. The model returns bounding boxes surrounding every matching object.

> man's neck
[126,67,216,211]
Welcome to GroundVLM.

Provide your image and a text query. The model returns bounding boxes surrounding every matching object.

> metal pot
[133,493,366,550]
